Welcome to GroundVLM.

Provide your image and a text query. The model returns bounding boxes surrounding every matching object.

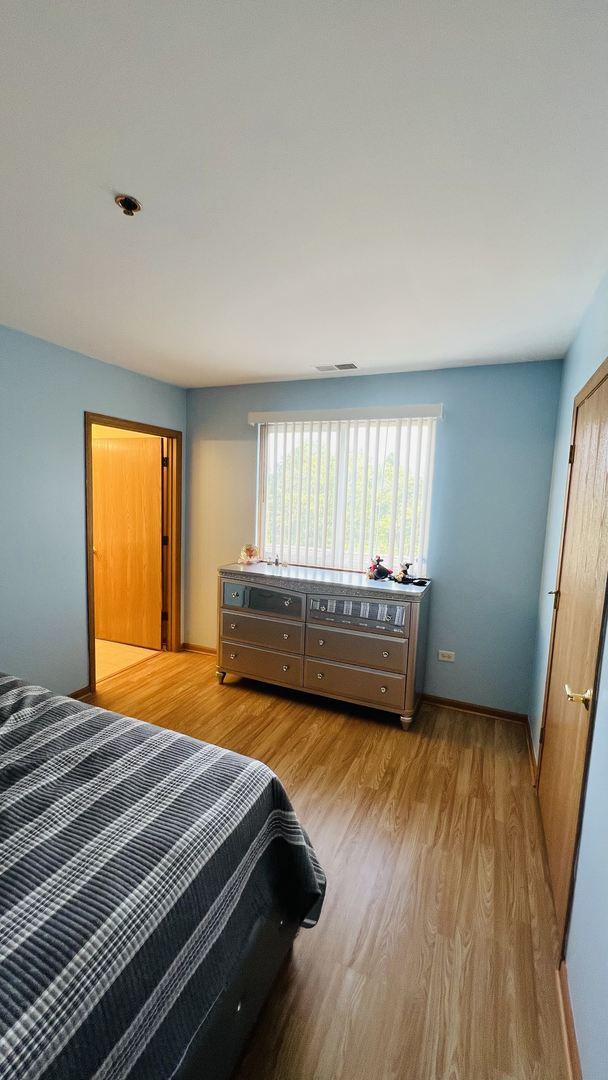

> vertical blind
[258,415,437,574]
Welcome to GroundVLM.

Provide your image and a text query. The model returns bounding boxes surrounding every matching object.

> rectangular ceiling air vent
[314,363,358,373]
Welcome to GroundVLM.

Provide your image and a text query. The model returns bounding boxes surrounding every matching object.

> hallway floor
[94,638,158,682]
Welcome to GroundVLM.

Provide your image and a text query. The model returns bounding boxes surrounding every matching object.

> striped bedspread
[0,675,325,1079]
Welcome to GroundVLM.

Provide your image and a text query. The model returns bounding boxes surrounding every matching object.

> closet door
[537,361,608,957]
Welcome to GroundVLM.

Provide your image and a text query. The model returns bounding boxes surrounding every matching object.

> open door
[92,426,163,649]
[537,356,608,959]
[85,413,182,690]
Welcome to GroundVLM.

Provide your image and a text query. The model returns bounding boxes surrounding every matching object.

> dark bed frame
[176,906,299,1080]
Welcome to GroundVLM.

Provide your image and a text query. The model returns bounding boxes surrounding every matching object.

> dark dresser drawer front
[222,581,304,620]
[221,642,303,687]
[304,659,406,711]
[222,611,304,653]
[305,626,407,673]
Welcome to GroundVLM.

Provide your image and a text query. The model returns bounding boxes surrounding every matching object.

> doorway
[537,356,608,961]
[85,412,182,690]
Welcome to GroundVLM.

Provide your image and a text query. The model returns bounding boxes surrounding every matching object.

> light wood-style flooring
[94,638,158,682]
[90,651,568,1080]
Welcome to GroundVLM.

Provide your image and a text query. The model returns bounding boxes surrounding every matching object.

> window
[256,409,438,574]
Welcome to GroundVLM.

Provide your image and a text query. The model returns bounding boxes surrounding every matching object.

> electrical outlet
[437,650,455,662]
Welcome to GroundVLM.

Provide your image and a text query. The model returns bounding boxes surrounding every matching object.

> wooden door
[92,429,163,649]
[538,362,608,951]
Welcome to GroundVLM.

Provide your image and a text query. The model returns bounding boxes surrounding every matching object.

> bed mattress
[0,675,325,1079]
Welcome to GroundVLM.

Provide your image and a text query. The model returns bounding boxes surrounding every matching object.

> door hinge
[161,611,168,622]
[568,443,575,464]
[162,455,169,468]
[162,535,169,546]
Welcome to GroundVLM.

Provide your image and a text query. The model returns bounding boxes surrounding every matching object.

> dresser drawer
[221,642,303,687]
[305,626,407,673]
[222,611,304,653]
[304,659,406,711]
[222,581,304,620]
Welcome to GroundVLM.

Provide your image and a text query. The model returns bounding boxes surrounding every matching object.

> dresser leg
[216,669,226,684]
[399,714,414,731]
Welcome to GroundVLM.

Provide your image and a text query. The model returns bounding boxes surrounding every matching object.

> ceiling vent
[314,363,358,373]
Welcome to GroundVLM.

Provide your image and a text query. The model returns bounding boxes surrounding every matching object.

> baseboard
[525,718,538,786]
[181,642,216,655]
[556,963,582,1080]
[70,685,92,701]
[421,693,528,725]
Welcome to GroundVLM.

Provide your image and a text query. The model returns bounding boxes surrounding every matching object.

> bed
[0,674,325,1079]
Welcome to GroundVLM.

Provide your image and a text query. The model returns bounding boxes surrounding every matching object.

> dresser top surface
[219,562,430,601]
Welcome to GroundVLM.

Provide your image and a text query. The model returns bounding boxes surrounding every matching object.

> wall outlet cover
[437,650,455,662]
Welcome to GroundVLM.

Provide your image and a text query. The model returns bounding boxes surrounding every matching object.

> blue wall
[186,360,562,713]
[530,272,608,1078]
[0,326,187,695]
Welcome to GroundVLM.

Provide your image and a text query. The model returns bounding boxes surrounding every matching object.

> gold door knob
[564,684,593,709]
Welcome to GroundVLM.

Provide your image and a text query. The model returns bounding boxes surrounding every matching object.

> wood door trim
[85,412,182,691]
[536,356,608,961]
[574,353,608,408]
[556,963,583,1080]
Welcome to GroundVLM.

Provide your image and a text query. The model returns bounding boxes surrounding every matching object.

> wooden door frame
[84,412,182,691]
[537,354,608,959]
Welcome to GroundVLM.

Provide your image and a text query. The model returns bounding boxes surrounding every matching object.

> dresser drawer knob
[283,633,289,640]
[282,664,289,672]
[231,591,239,599]
[382,650,389,658]
[317,672,325,680]
[318,639,325,646]
[230,652,238,661]
[230,623,237,630]
[380,686,387,694]
[284,598,292,607]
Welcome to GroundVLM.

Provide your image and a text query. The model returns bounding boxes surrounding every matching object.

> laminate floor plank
[90,652,568,1080]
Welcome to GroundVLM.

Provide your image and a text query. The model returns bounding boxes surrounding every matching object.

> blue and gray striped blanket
[0,675,325,1079]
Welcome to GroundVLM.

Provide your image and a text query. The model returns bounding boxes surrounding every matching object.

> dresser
[216,563,430,729]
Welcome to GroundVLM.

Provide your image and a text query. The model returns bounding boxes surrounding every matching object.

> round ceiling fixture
[114,194,141,217]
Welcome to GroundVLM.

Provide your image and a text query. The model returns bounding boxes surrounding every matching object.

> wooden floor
[90,651,568,1080]
[94,638,158,682]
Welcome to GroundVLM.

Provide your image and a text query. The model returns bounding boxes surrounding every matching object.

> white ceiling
[2,2,608,388]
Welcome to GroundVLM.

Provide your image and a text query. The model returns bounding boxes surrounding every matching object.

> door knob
[564,684,593,709]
